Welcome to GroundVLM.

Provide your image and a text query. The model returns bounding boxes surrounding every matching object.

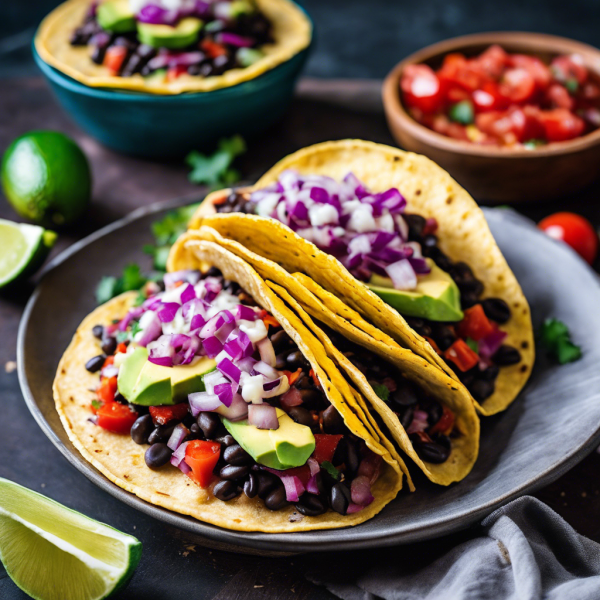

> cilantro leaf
[95,263,149,305]
[466,337,479,353]
[121,264,147,292]
[91,400,102,410]
[96,276,121,304]
[185,135,246,188]
[131,320,143,338]
[116,331,129,343]
[321,461,340,480]
[539,318,582,365]
[370,382,390,402]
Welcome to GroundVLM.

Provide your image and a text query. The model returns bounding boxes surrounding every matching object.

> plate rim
[17,201,600,553]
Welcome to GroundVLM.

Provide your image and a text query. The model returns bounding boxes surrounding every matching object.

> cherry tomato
[539,108,585,142]
[457,304,495,341]
[539,212,598,264]
[401,64,443,114]
[551,55,588,86]
[312,434,343,464]
[103,46,128,74]
[97,376,118,404]
[443,339,479,372]
[149,403,190,426]
[97,402,138,434]
[499,68,536,103]
[509,54,552,90]
[185,440,221,488]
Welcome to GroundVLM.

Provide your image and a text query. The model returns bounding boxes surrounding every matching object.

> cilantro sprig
[370,382,390,402]
[539,318,582,364]
[96,264,148,305]
[321,461,340,480]
[185,135,246,189]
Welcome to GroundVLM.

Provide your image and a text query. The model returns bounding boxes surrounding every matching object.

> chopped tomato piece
[97,376,118,403]
[438,53,483,92]
[539,212,598,264]
[539,108,585,142]
[283,368,303,386]
[283,465,312,486]
[185,440,221,487]
[116,342,128,354]
[309,368,320,388]
[102,355,115,369]
[312,434,343,464]
[551,55,588,86]
[263,315,280,330]
[510,54,552,90]
[476,106,543,143]
[476,44,509,78]
[546,84,574,110]
[411,430,433,444]
[167,65,187,82]
[149,403,190,426]
[429,406,456,435]
[499,68,536,103]
[200,39,227,59]
[401,64,444,114]
[472,82,505,112]
[443,339,479,372]
[97,402,138,434]
[103,46,128,74]
[424,336,442,355]
[457,304,495,341]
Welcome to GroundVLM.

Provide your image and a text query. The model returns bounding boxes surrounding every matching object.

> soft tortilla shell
[35,0,311,95]
[189,140,534,416]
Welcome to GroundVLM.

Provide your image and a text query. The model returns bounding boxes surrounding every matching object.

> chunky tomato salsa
[400,45,600,147]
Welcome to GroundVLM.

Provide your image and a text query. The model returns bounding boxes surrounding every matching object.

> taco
[176,229,480,485]
[188,140,534,416]
[53,240,403,533]
[35,0,311,95]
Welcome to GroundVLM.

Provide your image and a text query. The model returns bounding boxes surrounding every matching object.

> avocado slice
[223,408,316,470]
[369,259,464,322]
[97,0,136,33]
[117,347,216,406]
[137,18,203,50]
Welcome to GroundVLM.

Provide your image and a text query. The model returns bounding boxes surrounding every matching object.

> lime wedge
[0,478,142,600]
[0,219,56,288]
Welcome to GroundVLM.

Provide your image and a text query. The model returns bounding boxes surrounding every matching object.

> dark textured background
[2,0,600,78]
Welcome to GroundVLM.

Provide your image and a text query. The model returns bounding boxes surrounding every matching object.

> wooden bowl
[382,32,600,203]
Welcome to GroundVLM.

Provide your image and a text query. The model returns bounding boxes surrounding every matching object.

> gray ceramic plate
[17,202,600,554]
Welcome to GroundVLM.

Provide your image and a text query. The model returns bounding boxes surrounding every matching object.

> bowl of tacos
[33,0,312,157]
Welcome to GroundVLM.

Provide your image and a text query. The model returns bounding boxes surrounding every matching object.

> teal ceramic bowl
[33,19,311,159]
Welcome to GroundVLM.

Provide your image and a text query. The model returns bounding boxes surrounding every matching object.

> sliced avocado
[137,18,203,50]
[369,259,464,322]
[223,408,315,470]
[230,0,256,17]
[97,0,136,33]
[117,347,216,406]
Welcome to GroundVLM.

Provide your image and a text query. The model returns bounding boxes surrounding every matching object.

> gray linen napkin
[306,496,600,600]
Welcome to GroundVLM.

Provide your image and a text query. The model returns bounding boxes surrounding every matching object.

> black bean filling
[88,267,368,516]
[216,193,522,403]
[70,6,272,78]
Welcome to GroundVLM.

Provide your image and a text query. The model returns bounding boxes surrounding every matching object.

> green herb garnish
[449,100,474,125]
[116,331,129,343]
[523,139,546,150]
[466,337,479,353]
[321,461,340,480]
[95,264,149,305]
[91,400,102,410]
[186,135,246,189]
[371,382,390,402]
[539,318,582,364]
[130,320,143,338]
[565,79,578,93]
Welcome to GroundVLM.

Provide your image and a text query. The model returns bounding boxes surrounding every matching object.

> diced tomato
[551,55,588,86]
[457,304,495,341]
[103,46,128,74]
[312,434,343,464]
[476,106,543,143]
[472,82,505,112]
[510,54,552,90]
[446,86,471,104]
[96,402,138,434]
[539,108,585,142]
[424,336,442,355]
[546,84,574,110]
[539,212,598,264]
[97,376,118,403]
[116,342,128,354]
[102,355,115,369]
[499,68,536,103]
[185,440,221,488]
[200,39,227,59]
[167,65,187,82]
[263,314,280,330]
[429,406,456,435]
[411,430,433,444]
[149,403,190,426]
[309,369,320,388]
[283,368,303,386]
[443,339,479,372]
[401,64,444,114]
[476,44,509,78]
[438,53,483,92]
[283,465,312,487]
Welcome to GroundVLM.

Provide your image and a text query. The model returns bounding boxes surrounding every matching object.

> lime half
[0,478,142,600]
[0,219,57,288]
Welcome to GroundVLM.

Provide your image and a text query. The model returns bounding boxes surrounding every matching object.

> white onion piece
[253,361,279,380]
[257,337,276,368]
[248,404,279,430]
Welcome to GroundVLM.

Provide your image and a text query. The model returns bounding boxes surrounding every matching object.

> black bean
[189,423,202,439]
[404,317,432,338]
[330,483,351,515]
[288,406,313,427]
[137,44,156,59]
[479,364,499,381]
[470,379,495,402]
[264,485,288,511]
[101,336,117,356]
[398,405,415,430]
[220,465,250,480]
[213,480,241,501]
[198,62,215,77]
[451,261,474,282]
[212,53,231,74]
[198,412,220,439]
[85,355,105,373]
[345,438,360,476]
[271,330,291,352]
[148,422,177,444]
[275,353,287,370]
[215,434,236,448]
[493,345,522,366]
[244,472,258,498]
[426,402,443,427]
[458,278,484,297]
[92,325,104,339]
[460,291,480,309]
[410,436,450,464]
[295,374,312,389]
[431,323,456,351]
[223,280,240,295]
[296,494,327,516]
[299,389,323,409]
[144,443,172,468]
[421,234,439,251]
[286,350,310,369]
[131,414,153,445]
[223,444,252,466]
[90,44,108,64]
[204,266,222,278]
[404,213,426,238]
[322,405,345,434]
[481,298,511,324]
[390,381,418,407]
[434,252,453,272]
[257,471,279,499]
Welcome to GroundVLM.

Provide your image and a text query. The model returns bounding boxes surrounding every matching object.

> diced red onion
[346,503,364,514]
[280,387,303,409]
[224,337,243,360]
[306,474,319,495]
[357,452,382,485]
[170,441,189,467]
[248,404,279,430]
[479,329,508,360]
[216,393,248,421]
[158,302,181,323]
[217,32,254,47]
[148,334,175,366]
[203,369,227,394]
[307,457,320,477]
[179,283,196,305]
[214,382,234,407]
[235,305,257,321]
[385,259,417,291]
[137,312,162,347]
[257,337,276,367]
[188,392,223,416]
[118,306,144,331]
[203,336,223,359]
[190,314,206,331]
[167,423,190,451]
[262,467,305,502]
[200,313,226,339]
[407,410,429,434]
[237,356,257,373]
[215,319,236,343]
[350,475,374,507]
[218,357,241,385]
[164,270,200,289]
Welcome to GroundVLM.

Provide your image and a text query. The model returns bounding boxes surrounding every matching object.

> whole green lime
[1,131,91,228]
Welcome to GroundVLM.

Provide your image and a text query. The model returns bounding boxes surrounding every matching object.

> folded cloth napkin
[306,496,600,600]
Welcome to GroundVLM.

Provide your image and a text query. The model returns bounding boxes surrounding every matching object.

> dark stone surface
[2,77,600,598]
